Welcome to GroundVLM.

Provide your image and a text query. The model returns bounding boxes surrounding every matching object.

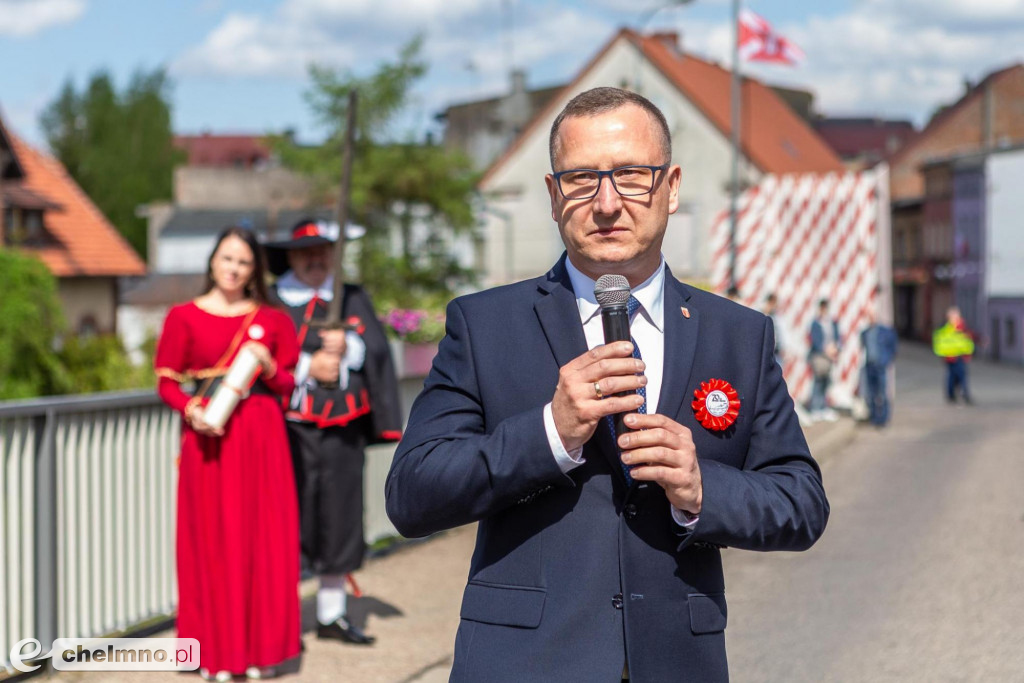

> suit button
[624,504,638,520]
[612,593,623,609]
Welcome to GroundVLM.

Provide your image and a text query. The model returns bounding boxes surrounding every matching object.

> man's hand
[617,413,702,514]
[318,329,348,356]
[309,350,341,384]
[551,342,647,452]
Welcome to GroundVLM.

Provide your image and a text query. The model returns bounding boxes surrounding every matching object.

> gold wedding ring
[594,381,604,399]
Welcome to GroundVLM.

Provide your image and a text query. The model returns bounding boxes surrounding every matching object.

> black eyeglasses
[552,164,669,200]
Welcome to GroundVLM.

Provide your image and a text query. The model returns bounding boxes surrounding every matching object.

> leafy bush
[58,334,155,394]
[0,251,69,399]
[0,251,155,400]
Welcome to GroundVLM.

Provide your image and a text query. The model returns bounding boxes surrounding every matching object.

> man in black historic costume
[265,219,402,645]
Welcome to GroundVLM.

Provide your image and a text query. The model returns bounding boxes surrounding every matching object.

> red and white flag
[738,9,804,65]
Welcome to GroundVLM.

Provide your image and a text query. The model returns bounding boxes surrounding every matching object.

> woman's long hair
[203,226,270,305]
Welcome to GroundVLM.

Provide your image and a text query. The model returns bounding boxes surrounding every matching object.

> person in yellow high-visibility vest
[932,306,975,404]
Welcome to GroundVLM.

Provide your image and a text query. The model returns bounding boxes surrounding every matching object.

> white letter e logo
[8,638,46,673]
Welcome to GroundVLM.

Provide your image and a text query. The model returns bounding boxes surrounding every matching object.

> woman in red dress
[155,227,301,681]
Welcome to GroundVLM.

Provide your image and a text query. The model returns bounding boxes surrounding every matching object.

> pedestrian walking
[808,298,841,422]
[933,306,975,404]
[859,306,898,426]
[763,292,785,368]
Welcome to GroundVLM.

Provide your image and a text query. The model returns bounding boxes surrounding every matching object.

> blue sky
[2,0,1023,149]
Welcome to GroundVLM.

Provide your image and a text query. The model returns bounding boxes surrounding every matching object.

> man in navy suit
[386,87,829,682]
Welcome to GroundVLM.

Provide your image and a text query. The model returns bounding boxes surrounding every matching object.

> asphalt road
[724,343,1024,682]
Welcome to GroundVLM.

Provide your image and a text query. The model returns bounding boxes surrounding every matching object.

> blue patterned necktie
[605,295,645,484]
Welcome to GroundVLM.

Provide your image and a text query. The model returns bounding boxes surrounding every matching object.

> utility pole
[728,0,742,292]
[326,88,357,325]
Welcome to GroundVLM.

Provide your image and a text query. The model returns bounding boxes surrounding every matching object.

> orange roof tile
[633,30,842,174]
[7,132,146,278]
[481,28,841,187]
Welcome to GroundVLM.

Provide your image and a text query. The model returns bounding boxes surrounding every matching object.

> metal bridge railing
[0,391,178,673]
[0,384,411,674]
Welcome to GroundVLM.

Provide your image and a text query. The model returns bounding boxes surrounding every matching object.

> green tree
[272,37,480,308]
[40,68,181,256]
[0,251,69,399]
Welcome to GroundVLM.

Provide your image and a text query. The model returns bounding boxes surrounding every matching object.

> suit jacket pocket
[688,593,727,634]
[460,581,547,628]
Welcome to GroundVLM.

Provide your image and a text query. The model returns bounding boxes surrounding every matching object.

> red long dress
[155,301,301,674]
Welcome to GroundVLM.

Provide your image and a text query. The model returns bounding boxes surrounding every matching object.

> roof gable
[888,63,1024,199]
[7,132,146,278]
[633,30,841,174]
[480,28,842,187]
[0,117,27,180]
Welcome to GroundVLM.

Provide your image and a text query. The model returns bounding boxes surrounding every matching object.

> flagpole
[729,0,741,293]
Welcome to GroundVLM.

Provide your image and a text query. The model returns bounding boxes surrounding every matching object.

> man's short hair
[548,87,672,169]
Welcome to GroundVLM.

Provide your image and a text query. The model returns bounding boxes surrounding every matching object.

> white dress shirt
[541,257,696,526]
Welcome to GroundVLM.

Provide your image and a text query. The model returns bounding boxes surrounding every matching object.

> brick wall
[891,66,1024,201]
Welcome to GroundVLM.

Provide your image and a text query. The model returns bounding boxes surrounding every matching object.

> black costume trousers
[288,420,368,575]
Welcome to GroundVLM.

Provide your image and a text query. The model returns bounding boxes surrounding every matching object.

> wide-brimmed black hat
[264,218,340,275]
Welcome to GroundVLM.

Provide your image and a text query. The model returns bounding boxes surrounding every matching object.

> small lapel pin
[681,306,691,319]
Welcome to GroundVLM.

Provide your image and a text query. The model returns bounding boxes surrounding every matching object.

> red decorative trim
[345,316,365,335]
[379,430,403,441]
[293,223,320,239]
[296,298,319,347]
[691,378,741,431]
[285,389,373,428]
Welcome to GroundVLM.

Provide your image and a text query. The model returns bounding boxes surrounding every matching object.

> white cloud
[861,0,1024,29]
[172,0,1024,136]
[672,6,1024,126]
[173,0,490,79]
[173,13,356,79]
[0,0,85,37]
[281,0,484,27]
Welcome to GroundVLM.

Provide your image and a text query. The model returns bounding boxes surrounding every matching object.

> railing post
[34,409,57,662]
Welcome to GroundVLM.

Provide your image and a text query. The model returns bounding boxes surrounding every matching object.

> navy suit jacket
[386,257,829,682]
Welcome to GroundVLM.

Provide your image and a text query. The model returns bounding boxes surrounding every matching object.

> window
[2,208,47,245]
[1007,317,1016,350]
[78,315,99,338]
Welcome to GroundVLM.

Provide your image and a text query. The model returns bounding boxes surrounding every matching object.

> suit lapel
[534,256,626,481]
[658,270,700,421]
[534,256,588,369]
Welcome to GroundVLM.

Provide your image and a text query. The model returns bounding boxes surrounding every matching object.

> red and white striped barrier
[710,167,889,408]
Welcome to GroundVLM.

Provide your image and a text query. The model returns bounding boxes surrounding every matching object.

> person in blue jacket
[860,305,898,426]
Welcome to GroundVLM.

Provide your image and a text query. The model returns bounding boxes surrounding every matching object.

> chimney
[650,31,681,52]
[510,69,526,95]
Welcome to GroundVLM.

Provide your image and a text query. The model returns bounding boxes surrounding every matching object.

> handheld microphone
[594,274,634,438]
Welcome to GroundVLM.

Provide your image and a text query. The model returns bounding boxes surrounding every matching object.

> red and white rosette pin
[692,378,740,431]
